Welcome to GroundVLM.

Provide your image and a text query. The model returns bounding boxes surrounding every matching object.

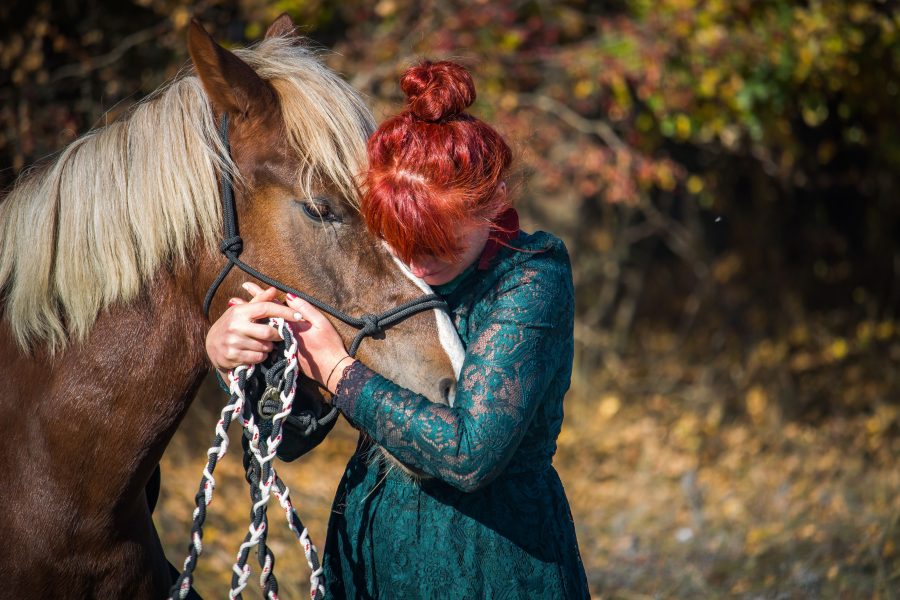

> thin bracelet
[325,355,354,392]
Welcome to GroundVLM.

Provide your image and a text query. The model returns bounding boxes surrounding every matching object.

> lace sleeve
[332,359,375,424]
[333,244,574,492]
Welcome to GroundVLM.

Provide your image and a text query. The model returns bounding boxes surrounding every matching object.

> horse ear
[265,13,298,39]
[187,19,276,118]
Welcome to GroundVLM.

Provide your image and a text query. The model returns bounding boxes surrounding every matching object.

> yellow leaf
[500,93,518,111]
[375,0,397,17]
[828,338,849,360]
[699,68,720,97]
[500,31,523,52]
[657,163,676,191]
[722,496,743,518]
[713,253,741,283]
[172,7,190,29]
[687,175,704,194]
[675,114,692,140]
[597,394,621,420]
[856,320,874,343]
[574,79,593,99]
[745,386,767,424]
[789,324,809,345]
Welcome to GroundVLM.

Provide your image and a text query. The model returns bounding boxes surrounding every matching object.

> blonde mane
[0,36,374,354]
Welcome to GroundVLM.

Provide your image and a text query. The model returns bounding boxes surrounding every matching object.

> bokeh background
[2,0,899,597]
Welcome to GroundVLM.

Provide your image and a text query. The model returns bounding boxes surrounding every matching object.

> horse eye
[300,199,341,224]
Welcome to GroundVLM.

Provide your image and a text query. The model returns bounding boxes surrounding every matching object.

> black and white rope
[169,318,325,600]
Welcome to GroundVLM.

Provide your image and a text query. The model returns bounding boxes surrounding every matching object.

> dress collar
[477,206,520,271]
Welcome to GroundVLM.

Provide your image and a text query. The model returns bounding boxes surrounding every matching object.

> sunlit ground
[159,324,899,598]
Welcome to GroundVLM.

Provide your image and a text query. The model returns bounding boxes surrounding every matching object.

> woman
[207,61,590,598]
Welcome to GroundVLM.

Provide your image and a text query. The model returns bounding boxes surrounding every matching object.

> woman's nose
[408,255,439,277]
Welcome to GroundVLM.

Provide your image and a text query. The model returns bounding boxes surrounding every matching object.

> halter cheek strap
[203,114,449,357]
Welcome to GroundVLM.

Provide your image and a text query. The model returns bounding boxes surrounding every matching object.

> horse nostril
[438,378,456,406]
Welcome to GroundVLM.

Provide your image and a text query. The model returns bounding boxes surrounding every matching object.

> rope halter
[202,113,448,358]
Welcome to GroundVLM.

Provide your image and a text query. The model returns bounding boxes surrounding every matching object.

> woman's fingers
[241,281,268,300]
[224,336,274,354]
[233,300,303,323]
[284,294,325,326]
[241,281,278,302]
[236,321,290,343]
[227,350,268,366]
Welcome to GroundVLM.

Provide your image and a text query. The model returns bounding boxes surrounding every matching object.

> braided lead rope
[231,318,325,600]
[231,449,277,600]
[229,352,284,600]
[256,324,298,599]
[169,364,254,599]
[272,475,326,598]
[170,318,324,600]
[230,317,291,599]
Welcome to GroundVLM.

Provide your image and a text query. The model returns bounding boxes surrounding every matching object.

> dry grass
[159,324,900,599]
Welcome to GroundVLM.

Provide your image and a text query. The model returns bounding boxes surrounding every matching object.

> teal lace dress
[322,226,589,599]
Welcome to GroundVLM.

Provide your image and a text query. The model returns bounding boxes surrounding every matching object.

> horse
[0,15,463,598]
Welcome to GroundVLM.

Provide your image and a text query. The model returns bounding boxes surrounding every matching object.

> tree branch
[49,20,169,85]
[517,92,627,151]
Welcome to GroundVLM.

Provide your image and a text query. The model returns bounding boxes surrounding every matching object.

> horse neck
[0,266,212,513]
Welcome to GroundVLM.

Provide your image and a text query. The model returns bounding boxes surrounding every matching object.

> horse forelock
[0,34,374,355]
[238,37,375,207]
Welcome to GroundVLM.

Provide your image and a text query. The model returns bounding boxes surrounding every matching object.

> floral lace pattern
[324,231,589,599]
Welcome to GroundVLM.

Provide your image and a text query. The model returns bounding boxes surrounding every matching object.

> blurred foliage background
[2,0,899,597]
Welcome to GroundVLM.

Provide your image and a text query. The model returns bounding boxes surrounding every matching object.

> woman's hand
[219,282,357,394]
[205,283,302,372]
[283,292,357,394]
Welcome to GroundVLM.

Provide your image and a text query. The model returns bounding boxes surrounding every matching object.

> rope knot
[286,412,318,437]
[359,313,382,337]
[220,236,243,255]
[264,361,287,389]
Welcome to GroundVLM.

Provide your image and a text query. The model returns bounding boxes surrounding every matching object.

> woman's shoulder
[445,229,572,315]
[481,229,574,310]
[499,230,572,280]
[459,229,573,338]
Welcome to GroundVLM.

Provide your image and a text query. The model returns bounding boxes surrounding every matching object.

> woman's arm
[333,249,574,492]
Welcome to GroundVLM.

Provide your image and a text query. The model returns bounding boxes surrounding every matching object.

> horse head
[188,17,463,404]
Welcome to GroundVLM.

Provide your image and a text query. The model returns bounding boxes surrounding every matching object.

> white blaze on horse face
[385,245,464,405]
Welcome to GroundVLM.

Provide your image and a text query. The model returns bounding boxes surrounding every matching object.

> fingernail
[293,312,303,321]
[227,299,236,306]
[241,282,252,291]
[286,293,296,301]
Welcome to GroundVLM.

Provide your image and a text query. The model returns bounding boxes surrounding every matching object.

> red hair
[362,61,513,264]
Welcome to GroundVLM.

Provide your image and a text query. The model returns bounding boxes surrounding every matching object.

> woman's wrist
[325,355,356,394]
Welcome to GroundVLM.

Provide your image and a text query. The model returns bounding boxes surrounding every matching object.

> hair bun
[400,61,476,123]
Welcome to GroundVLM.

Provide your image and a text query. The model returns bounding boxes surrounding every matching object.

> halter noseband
[203,114,449,357]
